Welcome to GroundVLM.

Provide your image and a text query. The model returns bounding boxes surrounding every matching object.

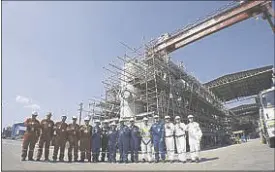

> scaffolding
[95,40,234,148]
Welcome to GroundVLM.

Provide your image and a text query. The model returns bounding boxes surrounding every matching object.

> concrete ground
[1,138,274,171]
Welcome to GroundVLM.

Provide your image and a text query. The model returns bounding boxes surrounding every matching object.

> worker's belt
[175,134,185,138]
[165,135,173,138]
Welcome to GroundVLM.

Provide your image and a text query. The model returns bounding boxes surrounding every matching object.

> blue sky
[2,1,274,127]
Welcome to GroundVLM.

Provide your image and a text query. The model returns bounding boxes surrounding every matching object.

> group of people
[21,111,203,164]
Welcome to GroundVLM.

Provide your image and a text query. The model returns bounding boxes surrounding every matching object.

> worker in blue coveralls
[107,122,118,163]
[129,117,141,163]
[92,119,101,162]
[118,118,131,163]
[150,115,166,163]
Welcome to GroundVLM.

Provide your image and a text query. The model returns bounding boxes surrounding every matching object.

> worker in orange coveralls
[21,111,40,161]
[36,112,55,161]
[67,116,80,162]
[79,117,93,162]
[52,115,68,162]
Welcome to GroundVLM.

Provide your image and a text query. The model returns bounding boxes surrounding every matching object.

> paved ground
[1,138,274,171]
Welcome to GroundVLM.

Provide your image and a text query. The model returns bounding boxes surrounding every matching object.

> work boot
[195,158,199,163]
[36,158,40,161]
[28,158,34,161]
[44,158,49,162]
[21,157,26,161]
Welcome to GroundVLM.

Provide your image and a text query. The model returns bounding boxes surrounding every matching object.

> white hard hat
[143,117,148,121]
[110,122,116,126]
[95,119,100,123]
[32,111,38,116]
[129,118,134,122]
[72,116,77,119]
[188,115,194,118]
[119,118,125,122]
[153,115,159,119]
[47,112,52,116]
[84,116,90,121]
[175,116,180,120]
[164,116,170,119]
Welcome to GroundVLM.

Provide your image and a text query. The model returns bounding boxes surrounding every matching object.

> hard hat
[72,116,77,119]
[164,116,170,119]
[84,116,90,121]
[153,115,159,119]
[188,115,194,118]
[129,118,134,122]
[61,115,67,118]
[143,117,148,121]
[46,112,52,116]
[32,111,38,116]
[119,118,125,122]
[95,119,100,123]
[175,116,180,120]
[110,122,116,126]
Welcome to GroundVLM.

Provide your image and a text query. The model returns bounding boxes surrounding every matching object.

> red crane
[146,0,275,56]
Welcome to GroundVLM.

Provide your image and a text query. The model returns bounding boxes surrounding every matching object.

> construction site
[76,0,275,150]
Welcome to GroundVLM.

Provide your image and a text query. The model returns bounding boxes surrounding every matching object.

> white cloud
[16,95,30,104]
[24,104,41,110]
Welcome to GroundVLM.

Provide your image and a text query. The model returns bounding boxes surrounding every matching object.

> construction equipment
[146,0,275,56]
[258,68,275,148]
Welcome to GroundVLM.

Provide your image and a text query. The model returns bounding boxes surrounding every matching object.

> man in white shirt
[187,115,202,163]
[164,116,175,163]
[174,115,187,163]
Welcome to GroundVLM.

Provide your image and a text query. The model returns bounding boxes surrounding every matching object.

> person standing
[164,116,175,163]
[129,118,141,163]
[187,115,202,163]
[150,115,165,163]
[36,112,54,161]
[107,122,118,163]
[92,119,101,162]
[52,115,68,162]
[174,116,187,163]
[101,121,109,162]
[140,117,152,163]
[67,116,80,162]
[118,118,131,163]
[21,111,40,161]
[79,117,93,162]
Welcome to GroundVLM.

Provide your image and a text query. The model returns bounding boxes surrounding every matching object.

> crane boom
[147,0,274,56]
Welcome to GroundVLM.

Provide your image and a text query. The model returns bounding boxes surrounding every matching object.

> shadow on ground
[200,157,219,163]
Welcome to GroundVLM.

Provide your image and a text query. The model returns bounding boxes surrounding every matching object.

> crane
[146,0,275,56]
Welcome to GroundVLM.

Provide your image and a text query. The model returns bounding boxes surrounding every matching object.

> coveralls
[79,124,92,162]
[174,122,187,162]
[101,126,109,162]
[118,125,131,163]
[150,122,165,162]
[107,128,118,163]
[21,118,40,160]
[130,124,140,163]
[187,122,202,161]
[165,122,175,161]
[67,123,80,162]
[37,118,54,161]
[140,123,152,162]
[52,121,68,161]
[92,125,101,162]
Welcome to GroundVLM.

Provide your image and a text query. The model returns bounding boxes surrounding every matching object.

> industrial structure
[78,0,274,149]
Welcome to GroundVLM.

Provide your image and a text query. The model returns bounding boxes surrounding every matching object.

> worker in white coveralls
[140,117,152,163]
[164,116,175,163]
[174,116,187,163]
[187,114,202,163]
